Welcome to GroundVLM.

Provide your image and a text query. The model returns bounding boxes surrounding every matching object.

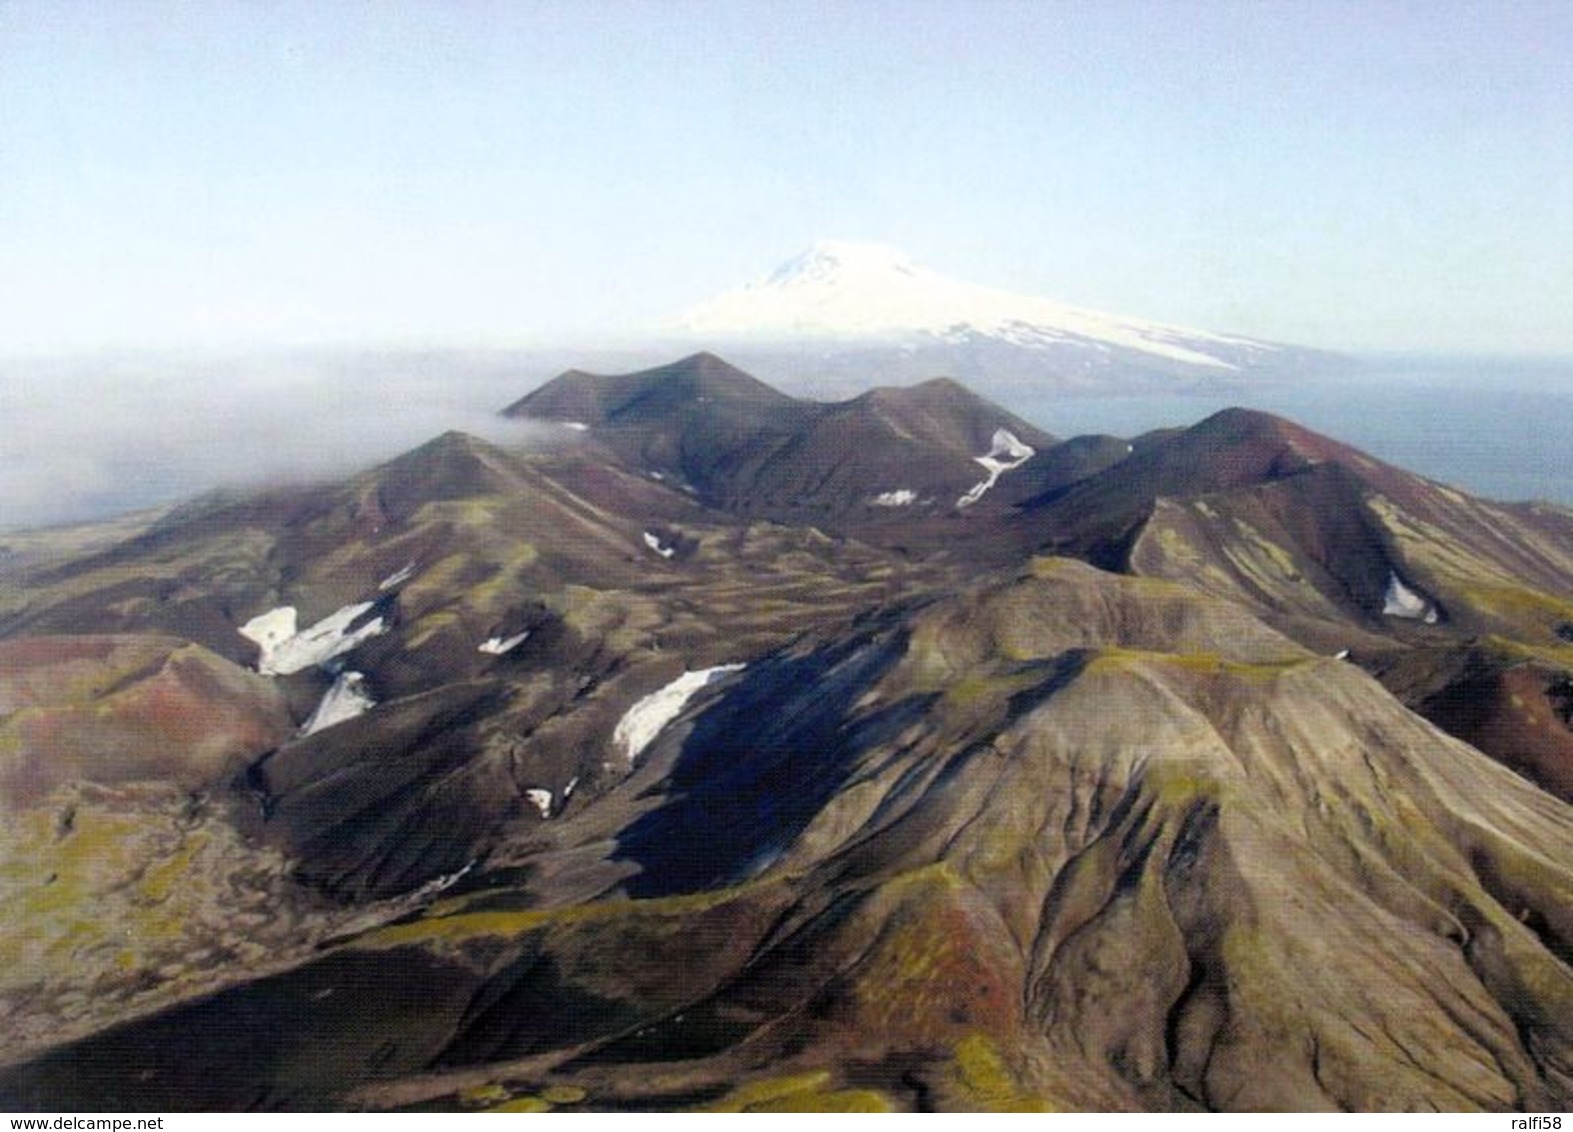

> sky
[2,0,1572,357]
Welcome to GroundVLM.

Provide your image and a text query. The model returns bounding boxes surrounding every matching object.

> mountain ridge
[1,355,1571,1111]
[504,351,1059,531]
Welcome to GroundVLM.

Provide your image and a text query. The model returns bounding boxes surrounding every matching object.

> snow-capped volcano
[673,240,1315,383]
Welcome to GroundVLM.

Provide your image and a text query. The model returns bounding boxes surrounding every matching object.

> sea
[1012,358,1573,507]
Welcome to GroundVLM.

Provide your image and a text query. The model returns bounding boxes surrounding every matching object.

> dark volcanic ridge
[503,351,1062,529]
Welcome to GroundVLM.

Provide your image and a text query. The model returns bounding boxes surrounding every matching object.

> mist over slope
[0,350,572,530]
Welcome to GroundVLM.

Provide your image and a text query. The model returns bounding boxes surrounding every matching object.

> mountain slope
[1013,406,1573,811]
[2,360,1572,1112]
[1022,407,1573,638]
[7,561,1572,1111]
[0,416,962,905]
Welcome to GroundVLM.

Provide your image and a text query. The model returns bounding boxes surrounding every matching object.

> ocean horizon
[1018,356,1573,507]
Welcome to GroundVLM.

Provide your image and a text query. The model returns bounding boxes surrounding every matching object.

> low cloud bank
[0,349,582,531]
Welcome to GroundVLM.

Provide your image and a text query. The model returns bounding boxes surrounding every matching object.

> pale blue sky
[3,0,1571,355]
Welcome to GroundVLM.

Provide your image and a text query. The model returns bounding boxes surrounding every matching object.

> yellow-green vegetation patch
[404,610,463,650]
[1139,759,1232,808]
[699,1070,892,1113]
[1216,920,1290,989]
[482,1095,552,1113]
[729,1086,891,1113]
[1456,584,1573,634]
[0,638,171,708]
[948,1033,1054,1112]
[404,546,536,609]
[1225,517,1307,582]
[0,807,146,944]
[847,862,1011,1037]
[408,497,512,528]
[461,1080,589,1112]
[457,555,539,611]
[557,585,669,653]
[1085,647,1306,682]
[1029,556,1190,593]
[1147,522,1206,571]
[539,1085,588,1105]
[458,1083,512,1107]
[887,620,961,692]
[137,832,209,905]
[0,786,339,1056]
[103,596,155,618]
[940,668,1049,713]
[1027,555,1063,578]
[1365,494,1521,588]
[880,860,966,897]
[357,876,781,952]
[399,553,475,607]
[1483,635,1573,671]
[2,527,277,619]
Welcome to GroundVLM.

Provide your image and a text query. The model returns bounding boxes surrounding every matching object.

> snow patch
[378,562,415,590]
[409,860,475,901]
[872,489,918,507]
[240,602,388,676]
[300,671,375,736]
[479,631,530,655]
[1383,572,1438,623]
[643,531,676,558]
[957,428,1036,508]
[525,788,553,819]
[563,421,590,432]
[613,664,746,763]
[239,606,297,659]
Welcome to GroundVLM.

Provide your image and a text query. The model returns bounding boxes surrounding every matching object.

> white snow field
[613,664,747,763]
[479,631,531,655]
[676,240,1275,370]
[300,671,376,736]
[1383,571,1439,623]
[239,602,388,676]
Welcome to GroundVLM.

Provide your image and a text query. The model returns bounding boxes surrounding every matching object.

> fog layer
[0,350,582,531]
